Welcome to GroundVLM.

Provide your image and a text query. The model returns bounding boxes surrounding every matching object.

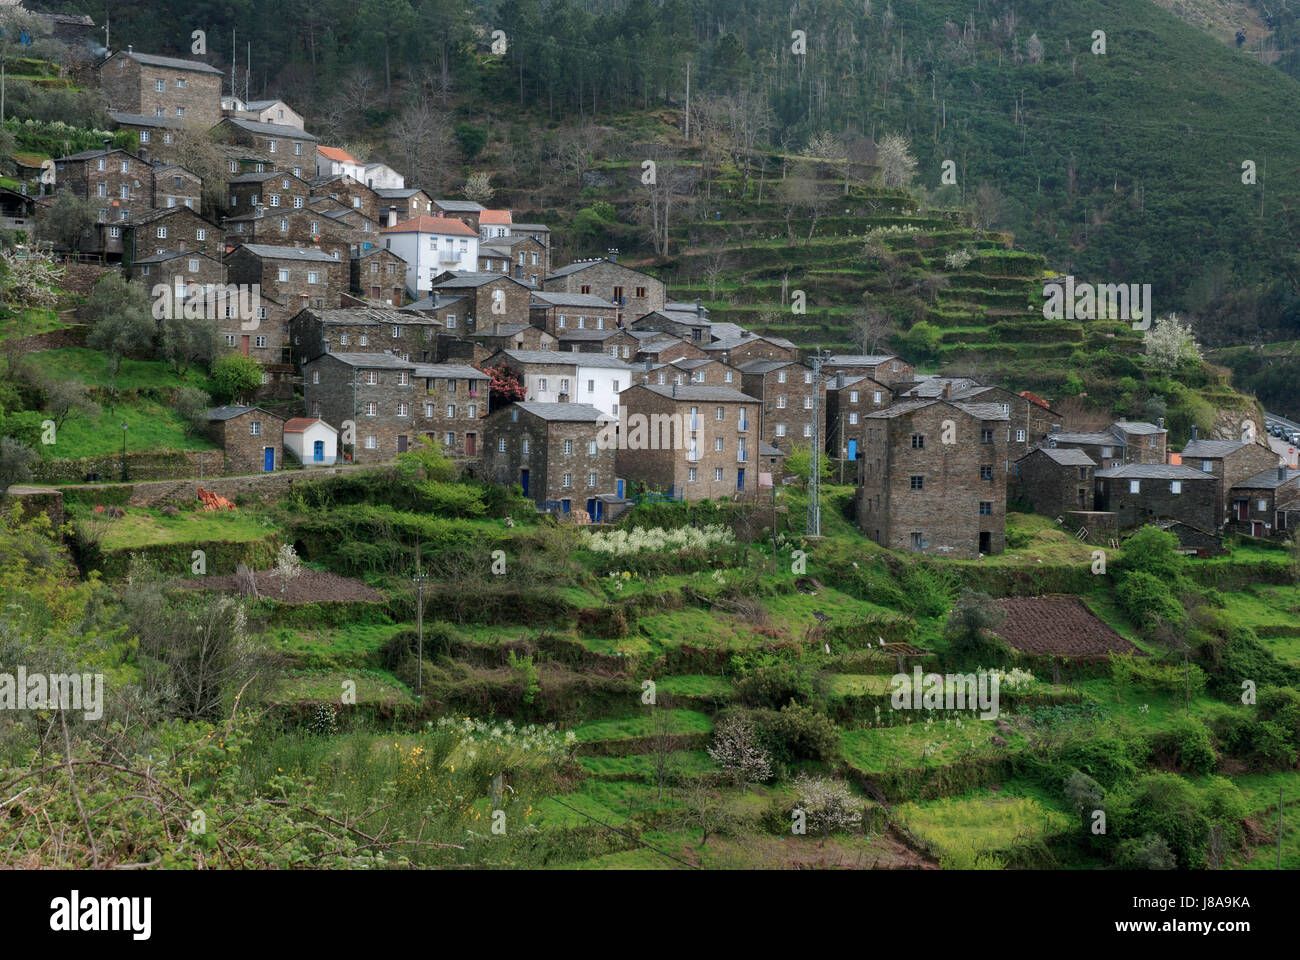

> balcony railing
[738,419,748,432]
[687,451,701,462]
[737,450,749,463]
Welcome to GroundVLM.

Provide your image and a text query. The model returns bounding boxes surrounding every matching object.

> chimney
[102,138,112,152]
[1191,424,1198,441]
[127,45,133,56]
[607,248,618,263]
[1051,423,1060,433]
[942,381,952,400]
[1157,417,1165,430]
[695,298,703,318]
[387,206,397,227]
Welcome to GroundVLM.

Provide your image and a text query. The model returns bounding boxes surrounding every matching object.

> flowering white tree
[1144,313,1202,373]
[794,775,864,845]
[1,249,63,310]
[875,133,918,189]
[707,716,772,792]
[1026,32,1045,65]
[273,543,303,599]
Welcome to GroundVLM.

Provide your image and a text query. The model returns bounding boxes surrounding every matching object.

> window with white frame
[364,435,377,449]
[365,402,377,416]
[1129,480,1141,493]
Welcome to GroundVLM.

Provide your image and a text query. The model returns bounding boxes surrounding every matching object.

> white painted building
[316,145,365,180]
[283,417,339,465]
[362,162,403,190]
[381,216,480,296]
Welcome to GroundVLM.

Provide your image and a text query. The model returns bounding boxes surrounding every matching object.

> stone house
[130,248,224,292]
[638,358,741,389]
[739,359,827,457]
[483,350,630,417]
[485,402,617,507]
[701,332,799,366]
[309,174,381,222]
[616,384,762,501]
[151,163,203,210]
[235,99,305,130]
[212,118,318,178]
[225,244,345,313]
[543,256,665,323]
[290,306,442,366]
[479,234,549,283]
[857,399,1010,557]
[376,189,435,222]
[470,323,556,354]
[904,379,1064,468]
[107,112,182,151]
[823,354,916,387]
[529,292,620,338]
[412,363,491,459]
[301,351,421,462]
[431,199,484,232]
[1015,447,1097,517]
[430,272,533,331]
[221,206,356,262]
[227,170,311,214]
[638,337,709,363]
[1094,464,1218,532]
[1181,429,1283,525]
[350,247,408,306]
[628,305,712,344]
[97,49,224,128]
[204,405,284,474]
[1227,466,1300,538]
[825,372,894,466]
[123,206,223,264]
[400,293,471,335]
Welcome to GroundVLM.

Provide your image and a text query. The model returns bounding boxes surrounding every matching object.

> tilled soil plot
[181,568,383,603]
[993,596,1140,658]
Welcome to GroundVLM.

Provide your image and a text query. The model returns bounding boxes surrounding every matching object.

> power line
[545,796,702,869]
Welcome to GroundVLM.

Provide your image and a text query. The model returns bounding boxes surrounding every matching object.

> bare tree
[777,161,829,246]
[851,306,892,354]
[635,146,697,258]
[971,182,1006,230]
[340,67,379,118]
[703,251,729,299]
[649,702,678,801]
[387,103,453,192]
[548,122,605,187]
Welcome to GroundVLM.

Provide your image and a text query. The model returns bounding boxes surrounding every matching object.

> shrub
[765,701,841,763]
[378,622,459,668]
[943,589,1006,654]
[1115,570,1186,632]
[792,775,863,842]
[899,565,953,619]
[1062,769,1105,829]
[731,659,819,710]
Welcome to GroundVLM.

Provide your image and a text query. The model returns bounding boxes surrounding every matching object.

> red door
[240,335,250,356]
[465,432,477,456]
[1236,500,1249,521]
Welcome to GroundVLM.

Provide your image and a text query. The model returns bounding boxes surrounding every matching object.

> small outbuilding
[282,417,339,466]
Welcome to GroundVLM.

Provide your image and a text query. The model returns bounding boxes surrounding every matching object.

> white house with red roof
[283,417,339,465]
[479,209,512,240]
[316,145,366,181]
[381,216,481,296]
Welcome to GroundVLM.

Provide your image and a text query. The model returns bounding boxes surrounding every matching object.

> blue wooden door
[313,440,324,462]
[263,447,274,472]
[737,468,745,491]
[616,479,624,498]
[848,438,857,460]
[520,469,529,496]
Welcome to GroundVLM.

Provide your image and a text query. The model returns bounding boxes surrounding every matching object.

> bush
[764,701,841,763]
[899,565,953,619]
[731,658,819,710]
[1152,718,1218,775]
[1111,653,1206,697]
[378,622,459,668]
[1115,570,1186,632]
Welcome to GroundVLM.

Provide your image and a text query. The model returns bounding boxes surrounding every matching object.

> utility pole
[806,352,825,537]
[1280,789,1284,869]
[411,564,427,698]
[684,60,690,139]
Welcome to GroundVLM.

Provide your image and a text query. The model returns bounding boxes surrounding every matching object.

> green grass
[45,395,219,459]
[577,750,716,780]
[897,789,1073,860]
[571,710,712,743]
[85,505,275,550]
[267,621,403,668]
[272,669,413,705]
[826,674,895,696]
[841,714,1026,773]
[656,674,732,697]
[30,347,214,392]
[0,306,66,342]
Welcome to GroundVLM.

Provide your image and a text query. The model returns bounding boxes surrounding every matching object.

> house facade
[301,352,421,462]
[485,402,616,507]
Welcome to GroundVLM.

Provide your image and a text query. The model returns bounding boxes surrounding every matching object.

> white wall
[284,422,338,465]
[576,363,631,418]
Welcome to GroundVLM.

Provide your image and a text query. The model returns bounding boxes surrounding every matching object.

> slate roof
[634,384,760,403]
[1028,448,1097,467]
[133,249,217,265]
[311,352,418,369]
[1182,438,1252,458]
[108,111,181,129]
[205,405,281,421]
[1094,464,1213,480]
[823,354,899,366]
[432,271,527,288]
[1113,420,1166,435]
[1050,431,1124,446]
[412,364,489,381]
[433,200,484,213]
[1235,467,1299,489]
[515,402,613,422]
[221,117,319,140]
[401,295,466,312]
[111,51,224,75]
[233,244,338,262]
[530,292,617,308]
